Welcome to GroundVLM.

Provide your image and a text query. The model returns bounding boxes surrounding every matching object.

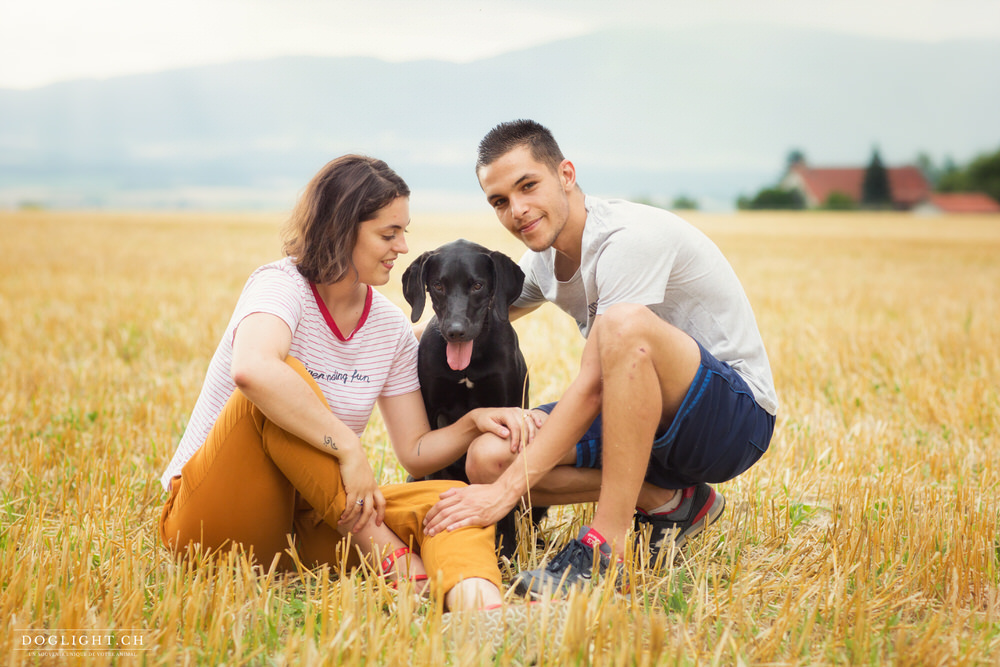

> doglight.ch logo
[16,628,153,657]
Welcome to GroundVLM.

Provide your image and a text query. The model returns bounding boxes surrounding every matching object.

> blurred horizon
[2,2,999,213]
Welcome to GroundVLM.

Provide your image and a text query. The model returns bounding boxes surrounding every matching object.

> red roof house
[914,192,1000,214]
[781,161,931,210]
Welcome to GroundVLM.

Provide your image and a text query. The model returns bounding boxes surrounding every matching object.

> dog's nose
[442,322,467,341]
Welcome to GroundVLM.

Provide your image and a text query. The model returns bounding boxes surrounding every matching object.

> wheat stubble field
[1,208,999,666]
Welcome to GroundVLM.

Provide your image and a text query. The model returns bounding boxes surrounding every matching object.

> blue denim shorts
[534,341,774,490]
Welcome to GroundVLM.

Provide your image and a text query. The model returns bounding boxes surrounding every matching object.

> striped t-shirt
[160,257,420,490]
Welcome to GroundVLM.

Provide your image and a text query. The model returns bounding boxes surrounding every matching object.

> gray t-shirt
[514,195,778,415]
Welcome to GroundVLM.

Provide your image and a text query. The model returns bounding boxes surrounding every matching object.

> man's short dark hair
[476,120,565,174]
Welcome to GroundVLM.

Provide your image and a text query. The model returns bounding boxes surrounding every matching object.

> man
[423,120,777,596]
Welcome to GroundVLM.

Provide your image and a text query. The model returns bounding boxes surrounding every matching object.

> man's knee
[595,303,660,355]
[465,433,515,484]
[597,303,695,362]
[600,302,651,327]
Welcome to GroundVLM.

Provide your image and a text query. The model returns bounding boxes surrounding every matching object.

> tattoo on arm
[323,435,338,451]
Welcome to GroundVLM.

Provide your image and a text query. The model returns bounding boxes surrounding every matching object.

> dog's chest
[435,371,496,407]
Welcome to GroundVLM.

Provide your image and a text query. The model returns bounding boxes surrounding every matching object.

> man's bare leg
[466,430,677,510]
[586,303,700,557]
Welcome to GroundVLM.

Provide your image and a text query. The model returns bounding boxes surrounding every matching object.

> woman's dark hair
[282,155,409,284]
[476,119,565,174]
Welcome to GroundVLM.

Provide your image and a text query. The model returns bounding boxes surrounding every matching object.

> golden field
[1,208,999,665]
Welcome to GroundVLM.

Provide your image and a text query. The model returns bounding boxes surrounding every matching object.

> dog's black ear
[489,250,525,322]
[401,252,433,322]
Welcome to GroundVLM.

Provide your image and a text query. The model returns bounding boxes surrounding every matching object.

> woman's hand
[471,407,545,454]
[336,445,386,533]
[233,313,388,531]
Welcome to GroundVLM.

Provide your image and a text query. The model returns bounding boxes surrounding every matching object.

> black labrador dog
[402,239,546,558]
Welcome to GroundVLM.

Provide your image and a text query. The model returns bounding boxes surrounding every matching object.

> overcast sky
[2,0,999,89]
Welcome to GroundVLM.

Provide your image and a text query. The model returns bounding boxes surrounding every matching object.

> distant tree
[964,149,1000,203]
[821,191,857,210]
[941,155,960,176]
[671,195,698,210]
[915,152,940,187]
[737,187,805,210]
[633,195,662,209]
[937,146,1000,204]
[785,149,806,172]
[862,147,892,208]
[937,167,964,192]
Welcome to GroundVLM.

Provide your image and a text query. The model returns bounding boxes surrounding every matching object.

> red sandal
[380,547,429,589]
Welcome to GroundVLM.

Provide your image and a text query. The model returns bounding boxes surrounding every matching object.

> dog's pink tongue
[446,340,474,371]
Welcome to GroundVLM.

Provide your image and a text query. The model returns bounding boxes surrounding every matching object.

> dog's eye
[471,282,484,291]
[431,281,444,292]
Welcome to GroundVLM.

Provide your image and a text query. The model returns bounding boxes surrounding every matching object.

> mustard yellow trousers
[159,357,501,595]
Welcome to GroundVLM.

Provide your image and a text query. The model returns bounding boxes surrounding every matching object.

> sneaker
[635,483,725,559]
[511,526,617,599]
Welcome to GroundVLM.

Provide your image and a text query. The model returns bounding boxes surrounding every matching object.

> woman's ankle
[349,520,401,555]
[349,522,427,582]
[444,578,503,611]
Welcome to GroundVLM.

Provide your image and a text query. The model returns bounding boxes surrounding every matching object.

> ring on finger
[356,498,365,506]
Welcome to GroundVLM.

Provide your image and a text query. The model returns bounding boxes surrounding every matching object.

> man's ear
[559,159,577,192]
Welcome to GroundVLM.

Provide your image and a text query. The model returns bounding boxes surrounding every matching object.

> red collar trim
[310,283,373,342]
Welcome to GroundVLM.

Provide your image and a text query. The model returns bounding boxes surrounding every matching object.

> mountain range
[1,24,998,211]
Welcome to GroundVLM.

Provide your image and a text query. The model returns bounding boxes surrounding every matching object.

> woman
[158,155,533,611]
